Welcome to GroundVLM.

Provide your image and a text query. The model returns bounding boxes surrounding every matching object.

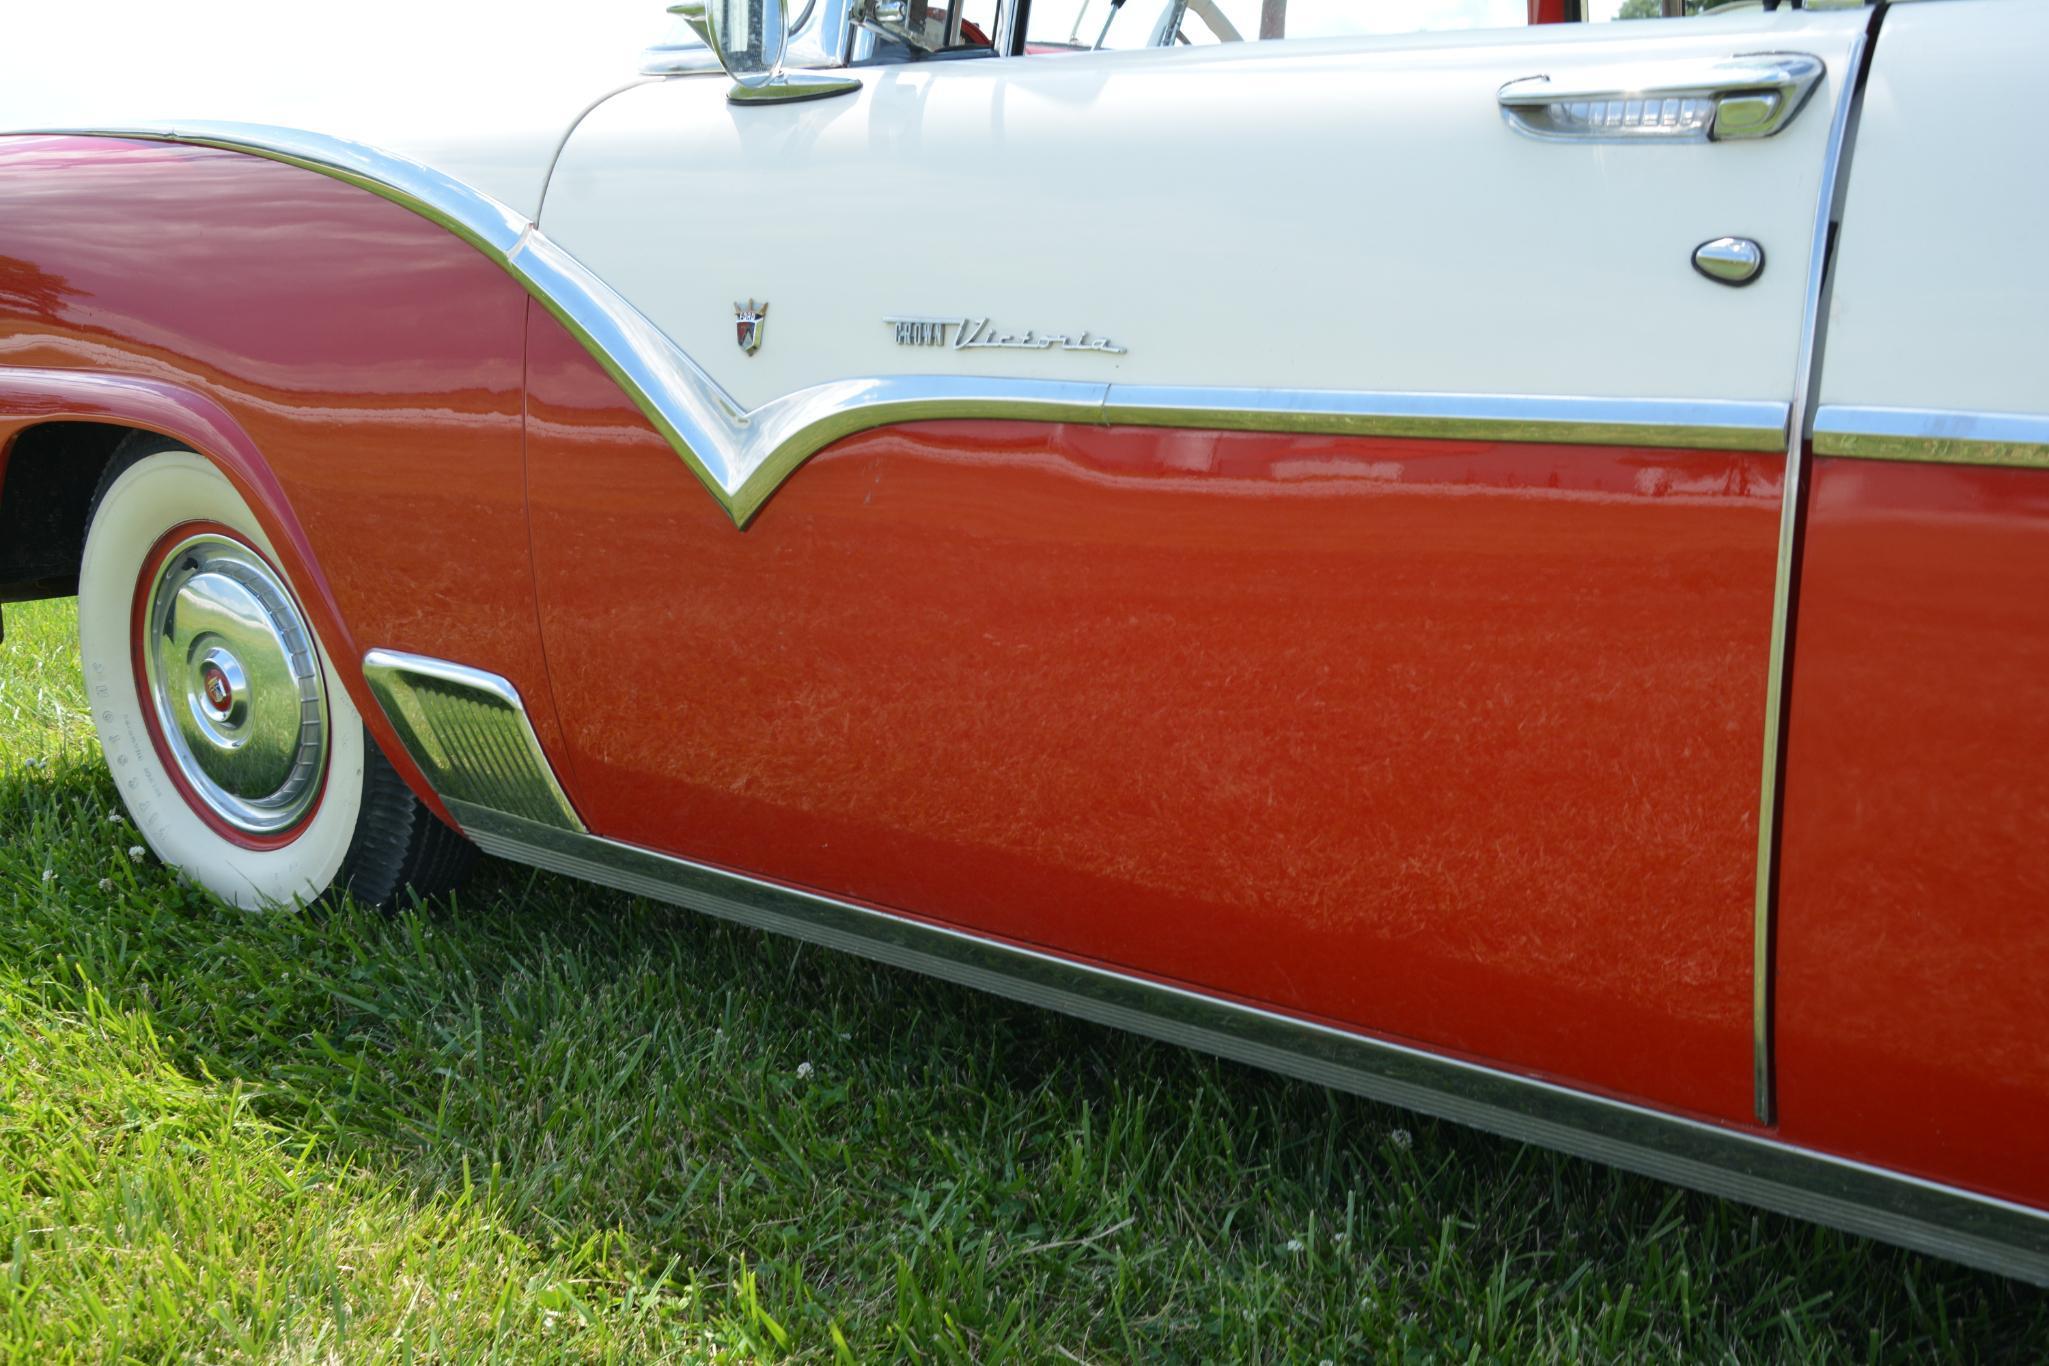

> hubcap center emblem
[187,642,253,740]
[200,660,234,716]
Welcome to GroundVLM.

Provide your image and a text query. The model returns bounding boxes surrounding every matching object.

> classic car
[2,0,2044,1284]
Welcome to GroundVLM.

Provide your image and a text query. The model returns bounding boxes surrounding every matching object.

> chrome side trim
[1102,388,1787,452]
[16,125,1791,525]
[1752,22,1873,1125]
[360,650,584,833]
[1813,407,2049,471]
[450,797,2049,1286]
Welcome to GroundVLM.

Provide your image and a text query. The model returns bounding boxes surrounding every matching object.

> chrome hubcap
[142,532,328,835]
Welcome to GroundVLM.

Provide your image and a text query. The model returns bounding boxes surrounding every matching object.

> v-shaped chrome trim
[15,122,1788,525]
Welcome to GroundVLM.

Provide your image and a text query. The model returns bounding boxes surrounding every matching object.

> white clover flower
[795,1060,814,1080]
[108,813,126,825]
[1389,1128,1413,1152]
[126,845,146,863]
[1285,1238,1305,1253]
[98,878,115,893]
[40,868,55,883]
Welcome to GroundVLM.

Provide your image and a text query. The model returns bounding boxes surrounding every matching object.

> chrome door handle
[1498,53,1824,142]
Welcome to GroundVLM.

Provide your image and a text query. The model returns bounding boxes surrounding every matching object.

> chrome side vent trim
[360,649,585,833]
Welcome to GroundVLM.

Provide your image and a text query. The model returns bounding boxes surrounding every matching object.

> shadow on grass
[2,751,2044,1357]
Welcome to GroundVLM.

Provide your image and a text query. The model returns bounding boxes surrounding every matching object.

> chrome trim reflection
[142,531,329,835]
[1103,388,1786,452]
[452,798,2049,1287]
[644,0,860,75]
[1813,407,2049,470]
[1498,53,1825,144]
[1752,26,1871,1126]
[16,125,1793,526]
[360,650,584,833]
[1692,236,1765,287]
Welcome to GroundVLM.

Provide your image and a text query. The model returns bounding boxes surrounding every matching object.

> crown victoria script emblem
[734,299,768,356]
[885,314,1126,355]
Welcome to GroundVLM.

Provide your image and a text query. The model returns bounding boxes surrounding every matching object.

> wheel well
[0,421,134,603]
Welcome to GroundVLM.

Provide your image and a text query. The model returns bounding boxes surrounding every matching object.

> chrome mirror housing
[666,0,860,103]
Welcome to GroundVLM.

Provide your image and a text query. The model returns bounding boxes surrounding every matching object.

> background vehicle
[3,0,2045,1283]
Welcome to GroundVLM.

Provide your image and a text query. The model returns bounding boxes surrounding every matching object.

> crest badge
[734,299,768,356]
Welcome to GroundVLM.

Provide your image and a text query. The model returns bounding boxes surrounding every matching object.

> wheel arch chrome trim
[14,124,1787,527]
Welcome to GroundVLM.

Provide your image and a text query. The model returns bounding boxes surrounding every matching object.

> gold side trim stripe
[1814,407,2049,470]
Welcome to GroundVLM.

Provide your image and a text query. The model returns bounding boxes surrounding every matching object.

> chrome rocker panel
[457,799,2049,1287]
[16,123,1789,527]
[365,650,2049,1287]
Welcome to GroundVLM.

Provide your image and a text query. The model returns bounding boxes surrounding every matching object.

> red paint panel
[526,306,1781,1122]
[1778,457,2049,1207]
[0,135,567,809]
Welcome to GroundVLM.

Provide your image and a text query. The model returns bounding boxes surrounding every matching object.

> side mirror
[668,0,860,103]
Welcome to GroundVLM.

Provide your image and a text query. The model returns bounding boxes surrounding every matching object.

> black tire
[335,737,478,907]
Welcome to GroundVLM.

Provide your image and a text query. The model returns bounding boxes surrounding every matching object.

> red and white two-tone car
[2,0,2044,1282]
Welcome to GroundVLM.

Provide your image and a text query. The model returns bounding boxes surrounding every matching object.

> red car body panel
[525,305,1782,1124]
[0,136,561,823]
[1777,456,2049,1209]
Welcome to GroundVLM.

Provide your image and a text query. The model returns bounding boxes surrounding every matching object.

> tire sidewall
[79,446,365,908]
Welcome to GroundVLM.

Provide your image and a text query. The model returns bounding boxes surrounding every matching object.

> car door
[1775,0,2049,1209]
[524,5,1868,1124]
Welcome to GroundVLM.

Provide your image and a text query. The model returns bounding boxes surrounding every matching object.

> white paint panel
[1820,0,2049,421]
[543,11,1865,414]
[0,0,661,220]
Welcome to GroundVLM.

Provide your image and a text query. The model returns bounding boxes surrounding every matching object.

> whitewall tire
[77,439,472,909]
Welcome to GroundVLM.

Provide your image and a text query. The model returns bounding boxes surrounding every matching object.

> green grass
[0,596,2042,1362]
